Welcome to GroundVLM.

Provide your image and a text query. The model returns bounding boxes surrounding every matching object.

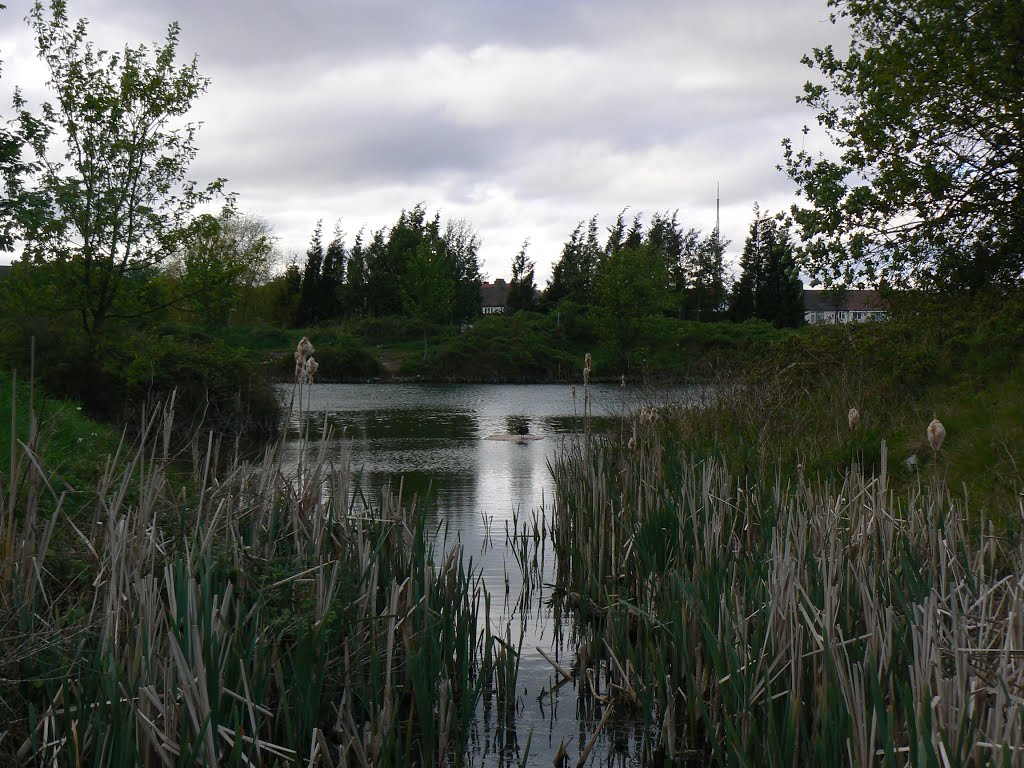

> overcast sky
[0,0,849,284]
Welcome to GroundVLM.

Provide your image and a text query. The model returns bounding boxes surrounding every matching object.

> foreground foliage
[0,386,516,766]
[552,424,1024,764]
[786,0,1024,291]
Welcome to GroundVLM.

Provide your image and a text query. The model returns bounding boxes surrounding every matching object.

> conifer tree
[321,221,346,319]
[345,228,368,317]
[298,220,324,324]
[688,229,728,321]
[507,239,537,313]
[732,205,803,327]
[443,218,483,322]
[545,215,600,308]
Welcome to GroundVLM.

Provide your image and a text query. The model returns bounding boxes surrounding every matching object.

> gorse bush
[0,319,281,447]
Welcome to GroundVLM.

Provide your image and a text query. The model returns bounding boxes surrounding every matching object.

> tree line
[1,0,1017,383]
[251,203,803,333]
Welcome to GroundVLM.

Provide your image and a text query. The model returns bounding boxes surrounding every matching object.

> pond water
[279,382,697,767]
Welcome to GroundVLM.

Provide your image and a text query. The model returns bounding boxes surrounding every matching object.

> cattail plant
[1,380,506,766]
[927,414,945,453]
[304,356,319,384]
[550,423,1024,765]
[583,353,593,448]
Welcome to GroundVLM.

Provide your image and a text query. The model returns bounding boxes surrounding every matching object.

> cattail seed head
[304,356,319,384]
[927,415,945,452]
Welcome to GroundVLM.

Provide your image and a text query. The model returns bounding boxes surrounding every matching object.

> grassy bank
[657,294,1024,516]
[1,370,119,493]
[217,308,791,384]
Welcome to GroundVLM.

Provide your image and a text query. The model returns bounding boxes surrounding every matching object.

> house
[0,264,11,281]
[803,289,887,324]
[480,279,510,315]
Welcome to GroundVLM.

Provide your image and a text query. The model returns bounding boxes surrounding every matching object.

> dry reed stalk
[551,422,1024,765]
[2,380,501,766]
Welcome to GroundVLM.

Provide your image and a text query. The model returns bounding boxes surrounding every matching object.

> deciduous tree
[593,218,670,369]
[784,0,1024,292]
[403,239,454,358]
[8,0,229,356]
[170,209,277,326]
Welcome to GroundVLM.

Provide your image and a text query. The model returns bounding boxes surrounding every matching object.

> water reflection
[279,382,696,767]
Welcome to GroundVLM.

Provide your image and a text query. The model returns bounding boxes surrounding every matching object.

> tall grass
[0,377,509,766]
[551,411,1024,764]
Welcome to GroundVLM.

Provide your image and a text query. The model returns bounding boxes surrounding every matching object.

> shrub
[269,334,380,381]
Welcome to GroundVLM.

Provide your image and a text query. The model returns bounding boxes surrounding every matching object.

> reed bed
[0,382,512,766]
[551,412,1024,765]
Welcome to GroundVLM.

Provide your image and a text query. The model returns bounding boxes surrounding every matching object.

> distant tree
[226,212,280,322]
[443,218,483,322]
[403,239,454,358]
[507,239,537,313]
[363,228,396,316]
[298,220,324,325]
[321,221,346,319]
[758,221,803,328]
[170,209,277,326]
[5,0,228,376]
[731,206,764,323]
[593,223,670,369]
[271,259,302,327]
[345,228,368,317]
[688,229,728,321]
[647,210,699,319]
[545,216,600,307]
[731,205,803,327]
[365,206,429,317]
[784,0,1024,292]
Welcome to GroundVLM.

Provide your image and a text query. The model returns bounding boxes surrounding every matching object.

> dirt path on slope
[376,348,404,380]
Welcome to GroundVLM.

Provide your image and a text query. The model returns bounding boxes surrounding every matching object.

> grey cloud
[0,0,850,275]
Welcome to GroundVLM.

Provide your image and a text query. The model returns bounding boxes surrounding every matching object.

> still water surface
[280,382,695,766]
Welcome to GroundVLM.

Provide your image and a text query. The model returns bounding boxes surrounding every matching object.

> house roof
[480,279,510,308]
[803,289,887,313]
